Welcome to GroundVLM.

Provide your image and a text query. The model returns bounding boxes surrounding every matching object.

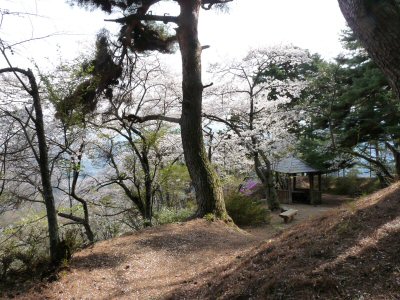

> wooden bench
[279,209,298,223]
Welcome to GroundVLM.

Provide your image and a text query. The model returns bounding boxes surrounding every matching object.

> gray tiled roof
[271,156,320,174]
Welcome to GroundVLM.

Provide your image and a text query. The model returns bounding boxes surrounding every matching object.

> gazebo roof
[272,156,320,174]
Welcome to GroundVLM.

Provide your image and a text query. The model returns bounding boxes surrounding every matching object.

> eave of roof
[271,156,320,174]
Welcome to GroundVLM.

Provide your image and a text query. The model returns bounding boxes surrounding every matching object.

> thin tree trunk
[66,142,95,242]
[0,67,64,264]
[177,0,228,219]
[258,151,280,210]
[144,174,153,225]
[338,0,400,100]
[139,149,153,225]
[254,152,266,184]
[264,159,280,211]
[208,132,213,162]
[28,69,62,264]
[70,175,94,242]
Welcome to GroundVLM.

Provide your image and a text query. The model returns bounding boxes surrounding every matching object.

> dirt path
[20,220,259,300]
[15,195,351,300]
[245,194,354,241]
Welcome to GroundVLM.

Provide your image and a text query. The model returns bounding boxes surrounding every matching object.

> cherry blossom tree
[204,45,311,209]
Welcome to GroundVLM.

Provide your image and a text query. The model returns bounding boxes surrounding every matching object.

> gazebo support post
[293,175,296,191]
[309,173,315,205]
[318,173,322,204]
[318,173,322,191]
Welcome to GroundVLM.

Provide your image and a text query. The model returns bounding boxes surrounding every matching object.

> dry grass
[8,220,261,300]
[4,184,399,299]
[171,182,400,300]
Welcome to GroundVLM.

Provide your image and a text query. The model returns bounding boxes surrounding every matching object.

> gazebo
[272,156,323,205]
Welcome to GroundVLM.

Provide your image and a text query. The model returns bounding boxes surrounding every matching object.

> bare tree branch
[125,114,181,124]
[58,212,85,224]
[201,0,233,10]
[105,14,179,24]
[203,113,242,136]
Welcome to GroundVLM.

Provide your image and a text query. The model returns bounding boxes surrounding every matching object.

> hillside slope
[171,183,400,299]
[7,183,400,299]
[13,219,260,299]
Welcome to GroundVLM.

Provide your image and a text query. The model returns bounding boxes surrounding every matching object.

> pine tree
[298,29,400,184]
[71,0,233,219]
[338,0,400,101]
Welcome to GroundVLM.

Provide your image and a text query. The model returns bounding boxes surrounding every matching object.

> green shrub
[329,175,381,196]
[0,216,50,283]
[62,227,84,253]
[154,207,194,225]
[332,176,359,195]
[320,176,334,192]
[224,192,270,226]
[359,178,381,195]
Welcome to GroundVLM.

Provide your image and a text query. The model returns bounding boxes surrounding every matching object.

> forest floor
[4,188,400,299]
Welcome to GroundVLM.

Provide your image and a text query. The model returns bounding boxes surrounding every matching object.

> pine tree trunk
[337,0,400,100]
[177,0,228,219]
[385,141,400,179]
[394,152,400,179]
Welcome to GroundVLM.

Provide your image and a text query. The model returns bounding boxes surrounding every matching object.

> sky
[0,0,347,72]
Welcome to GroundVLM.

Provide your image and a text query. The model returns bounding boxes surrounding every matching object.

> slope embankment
[170,182,400,299]
[8,183,400,299]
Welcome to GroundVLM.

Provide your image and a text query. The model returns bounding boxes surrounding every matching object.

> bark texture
[177,0,228,219]
[338,0,400,100]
